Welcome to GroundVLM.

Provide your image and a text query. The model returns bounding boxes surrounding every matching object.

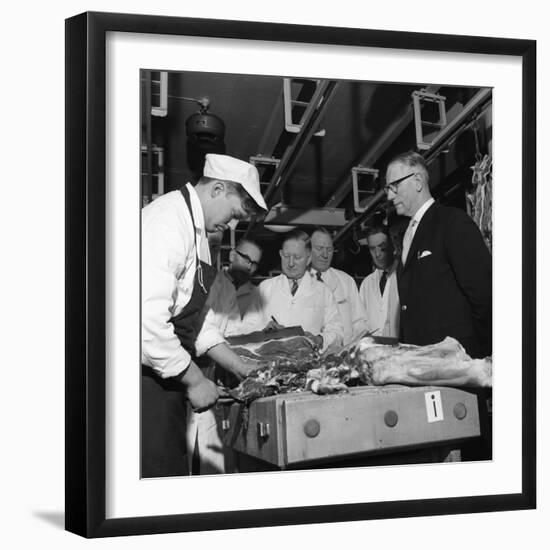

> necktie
[401,219,418,264]
[379,270,388,296]
[316,271,323,282]
[291,279,299,296]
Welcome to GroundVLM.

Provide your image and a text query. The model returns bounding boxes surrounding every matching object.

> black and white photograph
[2,0,547,545]
[140,69,494,478]
[60,8,538,540]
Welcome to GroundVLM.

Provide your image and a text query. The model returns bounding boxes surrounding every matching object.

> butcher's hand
[232,359,261,380]
[263,319,285,332]
[178,361,219,412]
[304,332,323,351]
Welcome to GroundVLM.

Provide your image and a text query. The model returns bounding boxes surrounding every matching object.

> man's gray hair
[388,151,429,181]
[281,228,311,251]
[310,226,333,241]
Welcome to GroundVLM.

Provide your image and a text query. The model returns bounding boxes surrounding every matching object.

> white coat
[189,269,263,475]
[195,270,264,356]
[359,263,400,338]
[141,184,211,378]
[310,267,369,345]
[255,272,344,352]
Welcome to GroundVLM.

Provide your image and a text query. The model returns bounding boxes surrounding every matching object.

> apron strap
[180,186,207,294]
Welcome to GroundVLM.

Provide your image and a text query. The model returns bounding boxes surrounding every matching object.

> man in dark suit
[385,151,492,358]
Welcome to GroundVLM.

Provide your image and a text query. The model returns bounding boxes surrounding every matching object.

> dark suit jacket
[397,202,492,358]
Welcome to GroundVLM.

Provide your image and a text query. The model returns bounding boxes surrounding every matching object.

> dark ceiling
[141,69,491,276]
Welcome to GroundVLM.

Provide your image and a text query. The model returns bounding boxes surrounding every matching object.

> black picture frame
[65,11,536,538]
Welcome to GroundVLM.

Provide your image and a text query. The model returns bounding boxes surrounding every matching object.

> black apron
[141,186,217,478]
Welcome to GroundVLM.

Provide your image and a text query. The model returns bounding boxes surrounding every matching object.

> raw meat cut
[356,337,492,388]
[228,333,492,404]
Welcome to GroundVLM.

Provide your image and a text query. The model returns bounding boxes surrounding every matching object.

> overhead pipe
[424,88,492,163]
[244,80,339,238]
[332,189,386,244]
[263,80,339,207]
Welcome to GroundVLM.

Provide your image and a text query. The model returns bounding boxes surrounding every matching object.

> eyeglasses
[383,172,416,195]
[235,249,259,269]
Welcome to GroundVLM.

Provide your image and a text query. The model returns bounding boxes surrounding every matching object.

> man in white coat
[190,238,265,474]
[256,229,344,353]
[359,225,400,338]
[196,238,264,355]
[141,153,267,477]
[309,227,369,345]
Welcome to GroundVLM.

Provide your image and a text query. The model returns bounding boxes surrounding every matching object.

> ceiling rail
[263,80,339,207]
[424,88,492,163]
[324,85,441,208]
[244,79,339,239]
[332,88,492,246]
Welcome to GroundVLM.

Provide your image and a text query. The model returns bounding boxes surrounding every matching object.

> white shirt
[359,261,400,338]
[194,270,264,356]
[409,197,435,241]
[310,267,369,345]
[402,198,435,263]
[141,184,211,378]
[255,272,344,352]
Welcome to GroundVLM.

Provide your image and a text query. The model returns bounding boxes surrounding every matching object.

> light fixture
[183,96,225,145]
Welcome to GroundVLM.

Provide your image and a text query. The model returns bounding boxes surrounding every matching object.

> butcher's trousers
[141,366,189,477]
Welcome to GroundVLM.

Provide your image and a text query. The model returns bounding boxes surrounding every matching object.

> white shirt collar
[186,183,206,237]
[287,274,305,288]
[411,197,435,226]
[310,266,330,277]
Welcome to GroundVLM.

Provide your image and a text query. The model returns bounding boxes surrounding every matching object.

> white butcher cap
[203,153,267,212]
